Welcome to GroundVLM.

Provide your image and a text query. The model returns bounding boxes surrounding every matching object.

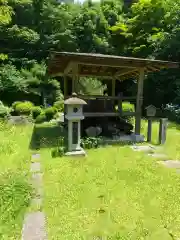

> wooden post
[147,118,152,142]
[112,78,116,111]
[112,78,116,97]
[72,63,78,93]
[159,118,168,144]
[118,92,123,116]
[64,75,67,99]
[135,68,145,135]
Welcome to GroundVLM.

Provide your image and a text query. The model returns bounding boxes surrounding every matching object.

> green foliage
[14,101,34,115]
[0,101,10,118]
[0,171,32,232]
[0,0,180,109]
[164,104,180,123]
[81,137,102,149]
[51,146,65,158]
[35,113,47,124]
[122,101,135,112]
[53,100,64,112]
[31,106,42,119]
[44,107,57,121]
[78,77,106,95]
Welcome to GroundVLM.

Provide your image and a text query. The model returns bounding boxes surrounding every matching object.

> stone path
[131,144,180,173]
[22,153,47,240]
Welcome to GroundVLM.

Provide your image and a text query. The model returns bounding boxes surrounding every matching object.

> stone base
[65,149,86,157]
[112,133,145,143]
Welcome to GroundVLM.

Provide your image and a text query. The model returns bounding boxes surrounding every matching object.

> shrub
[122,102,135,112]
[14,101,34,116]
[12,101,22,110]
[0,171,32,231]
[44,107,57,121]
[35,113,47,124]
[164,104,180,123]
[31,106,42,119]
[81,137,102,149]
[0,101,10,119]
[51,146,65,158]
[122,102,135,123]
[53,100,64,112]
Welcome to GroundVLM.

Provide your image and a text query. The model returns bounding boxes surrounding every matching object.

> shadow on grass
[29,123,67,150]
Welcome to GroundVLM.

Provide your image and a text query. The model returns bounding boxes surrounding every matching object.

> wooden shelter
[47,51,179,135]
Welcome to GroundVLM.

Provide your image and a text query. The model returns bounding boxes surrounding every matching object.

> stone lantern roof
[64,93,87,105]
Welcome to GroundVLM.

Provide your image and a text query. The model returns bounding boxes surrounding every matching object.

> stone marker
[86,126,102,137]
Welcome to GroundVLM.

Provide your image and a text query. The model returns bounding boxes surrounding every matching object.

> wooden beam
[114,68,138,77]
[135,68,145,135]
[63,75,67,98]
[77,61,137,69]
[64,61,74,74]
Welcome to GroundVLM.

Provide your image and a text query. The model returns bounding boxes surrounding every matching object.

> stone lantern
[64,93,87,156]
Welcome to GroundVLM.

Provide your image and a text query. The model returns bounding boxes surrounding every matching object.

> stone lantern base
[65,148,86,157]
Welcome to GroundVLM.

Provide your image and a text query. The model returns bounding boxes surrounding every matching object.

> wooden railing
[66,94,136,117]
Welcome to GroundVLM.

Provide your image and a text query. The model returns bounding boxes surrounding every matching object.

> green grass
[42,121,180,239]
[1,119,180,239]
[0,122,33,240]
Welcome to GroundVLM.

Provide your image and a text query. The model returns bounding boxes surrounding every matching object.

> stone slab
[31,162,41,173]
[31,153,41,159]
[148,153,168,159]
[158,160,180,169]
[65,149,86,157]
[113,134,145,143]
[31,197,43,209]
[131,145,155,152]
[22,211,47,240]
[31,173,43,187]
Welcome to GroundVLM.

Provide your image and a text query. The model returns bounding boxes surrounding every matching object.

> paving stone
[32,153,41,159]
[131,145,155,152]
[158,160,180,169]
[31,197,42,207]
[31,173,43,187]
[35,188,44,198]
[148,153,168,159]
[31,162,41,173]
[22,211,47,240]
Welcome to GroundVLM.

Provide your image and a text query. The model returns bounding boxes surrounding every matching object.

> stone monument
[145,105,157,142]
[64,93,87,156]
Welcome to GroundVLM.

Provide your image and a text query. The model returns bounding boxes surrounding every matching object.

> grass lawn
[0,122,33,240]
[42,121,180,239]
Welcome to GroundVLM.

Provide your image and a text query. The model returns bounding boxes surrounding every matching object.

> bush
[81,137,102,149]
[164,104,180,123]
[122,102,135,112]
[0,101,10,119]
[44,107,57,121]
[122,102,135,123]
[0,171,32,233]
[14,101,34,116]
[31,106,42,119]
[12,101,22,110]
[53,100,64,112]
[35,113,47,124]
